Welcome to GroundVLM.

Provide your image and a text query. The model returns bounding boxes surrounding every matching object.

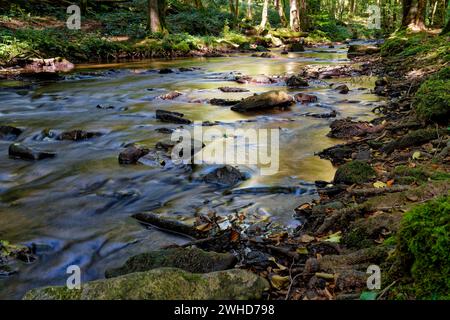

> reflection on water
[0,45,383,299]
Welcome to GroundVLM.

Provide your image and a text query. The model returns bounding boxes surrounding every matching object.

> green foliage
[167,7,233,36]
[397,196,450,299]
[414,79,450,123]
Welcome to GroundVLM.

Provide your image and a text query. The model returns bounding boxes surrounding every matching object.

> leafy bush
[397,196,450,299]
[167,8,233,36]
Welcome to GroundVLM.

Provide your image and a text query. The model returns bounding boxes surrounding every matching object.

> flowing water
[0,44,383,299]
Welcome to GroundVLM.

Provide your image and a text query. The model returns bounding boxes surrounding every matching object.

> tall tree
[402,0,427,30]
[275,0,288,27]
[289,0,300,31]
[247,0,253,19]
[147,0,165,33]
[260,0,270,29]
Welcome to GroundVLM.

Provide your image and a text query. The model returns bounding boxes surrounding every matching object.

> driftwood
[132,213,206,239]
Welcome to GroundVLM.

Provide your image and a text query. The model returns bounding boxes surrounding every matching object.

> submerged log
[132,212,207,239]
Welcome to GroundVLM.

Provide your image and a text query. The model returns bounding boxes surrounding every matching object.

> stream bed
[0,43,384,299]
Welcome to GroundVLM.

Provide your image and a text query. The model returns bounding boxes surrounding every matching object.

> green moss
[397,196,450,299]
[393,165,450,185]
[334,160,376,185]
[414,79,450,123]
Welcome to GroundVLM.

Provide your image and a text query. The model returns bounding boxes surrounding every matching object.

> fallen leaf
[315,272,335,280]
[412,151,421,160]
[373,181,387,188]
[299,234,315,243]
[296,247,309,255]
[321,231,342,243]
[230,229,240,242]
[270,275,290,290]
[195,223,212,232]
[268,257,287,271]
[386,179,394,187]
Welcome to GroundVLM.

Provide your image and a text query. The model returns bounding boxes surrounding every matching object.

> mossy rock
[414,79,450,123]
[23,268,269,300]
[105,247,237,278]
[343,213,401,249]
[396,196,450,299]
[333,160,376,185]
[393,165,450,185]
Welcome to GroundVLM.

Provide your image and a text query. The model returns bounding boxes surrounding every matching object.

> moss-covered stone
[105,247,237,278]
[396,196,450,299]
[414,79,450,123]
[333,160,376,185]
[393,165,450,185]
[24,268,269,300]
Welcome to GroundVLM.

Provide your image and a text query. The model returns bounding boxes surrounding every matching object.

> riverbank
[0,0,380,75]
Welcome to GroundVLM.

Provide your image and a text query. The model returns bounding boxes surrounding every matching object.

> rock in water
[334,84,349,94]
[105,247,237,278]
[347,45,380,58]
[8,143,55,161]
[295,93,318,104]
[159,91,182,100]
[203,165,247,187]
[58,130,102,141]
[286,75,309,88]
[210,98,240,106]
[218,87,249,93]
[231,91,294,112]
[155,109,192,124]
[20,57,74,74]
[118,145,149,164]
[287,43,305,52]
[0,126,23,140]
[24,268,269,300]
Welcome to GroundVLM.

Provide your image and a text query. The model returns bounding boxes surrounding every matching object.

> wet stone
[203,165,247,187]
[118,145,150,164]
[0,125,23,140]
[8,143,56,161]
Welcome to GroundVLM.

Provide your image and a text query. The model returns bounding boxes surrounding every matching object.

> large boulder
[231,91,294,112]
[20,57,74,74]
[24,268,269,300]
[105,247,237,278]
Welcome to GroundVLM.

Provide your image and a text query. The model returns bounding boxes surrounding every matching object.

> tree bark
[260,0,270,29]
[289,0,300,31]
[402,0,426,30]
[147,0,165,33]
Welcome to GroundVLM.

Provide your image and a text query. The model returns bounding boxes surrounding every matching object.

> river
[0,43,383,299]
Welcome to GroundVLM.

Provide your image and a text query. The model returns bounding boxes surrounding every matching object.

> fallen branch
[132,212,207,239]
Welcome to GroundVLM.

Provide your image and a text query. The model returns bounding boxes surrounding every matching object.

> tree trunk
[402,0,426,30]
[148,0,165,33]
[194,0,203,9]
[247,0,253,19]
[289,0,300,31]
[260,0,270,29]
[275,0,288,27]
